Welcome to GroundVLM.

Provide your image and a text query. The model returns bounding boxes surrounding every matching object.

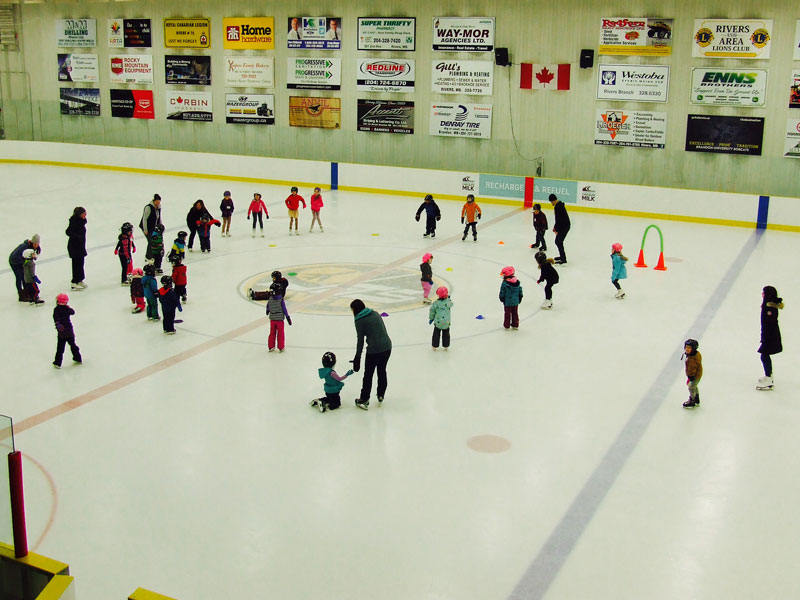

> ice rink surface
[2,162,800,600]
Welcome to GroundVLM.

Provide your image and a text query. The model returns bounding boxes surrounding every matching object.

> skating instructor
[350,299,392,411]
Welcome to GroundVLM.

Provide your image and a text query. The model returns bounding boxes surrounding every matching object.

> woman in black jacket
[66,206,87,290]
[186,199,212,251]
[757,285,784,390]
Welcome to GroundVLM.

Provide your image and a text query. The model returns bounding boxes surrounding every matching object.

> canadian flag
[520,63,571,91]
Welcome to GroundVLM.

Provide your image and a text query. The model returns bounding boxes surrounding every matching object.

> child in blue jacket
[415,194,441,238]
[499,266,523,329]
[142,263,160,321]
[311,352,354,412]
[610,242,628,299]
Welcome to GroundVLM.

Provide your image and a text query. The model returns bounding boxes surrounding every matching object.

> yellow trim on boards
[765,223,800,233]
[129,587,178,600]
[36,574,75,600]
[0,541,70,575]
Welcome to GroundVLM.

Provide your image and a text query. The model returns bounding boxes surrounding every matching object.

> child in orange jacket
[461,194,482,241]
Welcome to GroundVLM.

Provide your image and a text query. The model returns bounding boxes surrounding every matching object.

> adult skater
[9,234,41,301]
[65,207,88,290]
[140,194,163,238]
[350,299,392,411]
[549,193,571,265]
[186,199,212,251]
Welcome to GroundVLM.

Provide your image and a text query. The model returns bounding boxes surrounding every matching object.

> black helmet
[160,275,173,288]
[121,222,133,233]
[169,254,182,266]
[533,203,541,211]
[291,186,298,193]
[143,263,155,276]
[424,194,433,202]
[271,270,282,280]
[322,352,336,368]
[534,251,547,264]
[466,194,475,202]
[178,230,188,239]
[684,339,699,350]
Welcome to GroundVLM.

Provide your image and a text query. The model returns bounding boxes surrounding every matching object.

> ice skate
[251,231,255,237]
[682,397,699,408]
[462,234,467,241]
[355,399,369,411]
[473,234,477,242]
[541,299,553,309]
[615,289,626,299]
[309,398,319,407]
[261,231,265,237]
[756,376,774,391]
[423,233,430,238]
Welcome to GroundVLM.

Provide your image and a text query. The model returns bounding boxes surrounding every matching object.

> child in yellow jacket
[461,194,482,242]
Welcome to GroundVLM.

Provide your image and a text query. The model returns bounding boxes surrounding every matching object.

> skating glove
[266,214,270,219]
[34,276,41,284]
[429,319,433,325]
[436,215,441,221]
[345,369,354,377]
[352,356,361,372]
[286,315,292,326]
[415,215,420,222]
[477,213,481,219]
[461,217,464,224]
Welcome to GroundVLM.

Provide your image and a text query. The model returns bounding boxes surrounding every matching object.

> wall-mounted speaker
[495,47,510,67]
[580,49,594,69]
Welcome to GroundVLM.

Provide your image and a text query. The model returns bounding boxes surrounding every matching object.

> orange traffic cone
[654,252,667,271]
[634,249,647,268]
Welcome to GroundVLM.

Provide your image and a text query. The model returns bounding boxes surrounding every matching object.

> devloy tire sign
[430,103,492,138]
[226,94,274,125]
[594,109,666,148]
[357,18,415,51]
[432,60,493,95]
[597,64,669,102]
[356,59,414,92]
[691,68,767,107]
[692,19,772,59]
[166,91,212,122]
[287,58,341,90]
[225,57,274,88]
[109,55,154,84]
[432,17,494,52]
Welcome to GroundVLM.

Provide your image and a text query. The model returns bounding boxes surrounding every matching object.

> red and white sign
[109,54,153,84]
[520,63,571,90]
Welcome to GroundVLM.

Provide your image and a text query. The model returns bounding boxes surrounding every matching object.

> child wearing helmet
[285,186,307,235]
[610,242,628,299]
[461,194,482,242]
[311,352,354,412]
[415,193,441,238]
[309,187,324,233]
[169,231,188,264]
[195,215,221,253]
[220,191,235,237]
[535,251,559,309]
[429,286,453,350]
[420,253,434,303]
[129,268,145,314]
[530,203,548,251]
[52,293,82,368]
[22,248,45,306]
[114,222,136,285]
[146,224,165,274]
[142,263,160,321]
[682,339,702,408]
[266,282,292,352]
[171,256,188,303]
[499,266,523,329]
[157,275,182,334]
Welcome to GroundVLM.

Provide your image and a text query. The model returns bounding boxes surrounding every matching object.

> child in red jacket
[247,193,269,237]
[309,186,324,232]
[285,186,307,235]
[171,256,188,302]
[195,215,221,253]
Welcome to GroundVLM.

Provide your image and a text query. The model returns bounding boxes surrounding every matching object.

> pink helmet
[422,253,433,263]
[56,293,69,305]
[436,286,449,299]
[501,266,515,277]
[611,243,623,252]
[132,268,143,276]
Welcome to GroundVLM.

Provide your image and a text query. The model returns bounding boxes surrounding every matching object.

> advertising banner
[109,55,153,84]
[691,69,767,107]
[223,17,274,50]
[108,19,151,48]
[56,19,97,48]
[110,89,154,119]
[599,18,673,56]
[479,174,526,200]
[287,58,341,90]
[594,109,667,148]
[226,94,275,125]
[795,21,800,61]
[225,57,274,88]
[59,88,100,116]
[357,99,414,134]
[790,71,800,109]
[534,179,578,204]
[289,97,341,129]
[287,17,342,50]
[597,64,669,102]
[784,119,800,159]
[165,55,211,85]
[685,114,764,155]
[432,17,494,52]
[431,60,494,95]
[166,91,212,121]
[429,103,492,139]
[692,19,772,59]
[57,54,99,83]
[358,18,415,51]
[356,59,415,92]
[164,18,210,48]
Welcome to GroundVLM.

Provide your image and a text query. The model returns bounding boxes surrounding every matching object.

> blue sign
[479,174,526,199]
[533,178,578,204]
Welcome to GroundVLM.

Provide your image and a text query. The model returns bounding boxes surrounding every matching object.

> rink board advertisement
[288,97,341,129]
[56,19,97,48]
[57,54,99,83]
[357,18,415,51]
[108,19,151,48]
[479,174,525,200]
[356,59,415,92]
[594,109,667,148]
[431,60,494,95]
[692,19,772,59]
[691,68,767,107]
[225,94,275,125]
[225,57,274,88]
[784,119,800,159]
[795,21,800,61]
[432,17,494,52]
[287,17,342,50]
[685,114,764,155]
[165,91,212,122]
[597,64,669,102]
[790,71,800,109]
[164,18,210,48]
[109,55,153,84]
[534,178,578,204]
[110,89,154,119]
[357,99,414,134]
[223,17,274,50]
[286,58,341,90]
[165,56,211,85]
[429,103,492,139]
[599,18,673,56]
[59,88,100,116]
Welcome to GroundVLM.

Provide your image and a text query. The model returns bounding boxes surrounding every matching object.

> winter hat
[436,286,449,299]
[533,204,541,211]
[501,266,515,278]
[56,293,69,305]
[314,187,321,193]
[153,194,161,201]
[422,253,433,263]
[763,286,781,303]
[223,190,231,197]
[31,234,41,245]
[611,243,623,253]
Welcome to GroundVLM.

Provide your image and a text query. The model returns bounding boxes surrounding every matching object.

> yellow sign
[164,18,210,48]
[289,97,341,129]
[223,17,274,50]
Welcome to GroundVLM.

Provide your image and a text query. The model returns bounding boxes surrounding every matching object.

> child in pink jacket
[309,187,324,232]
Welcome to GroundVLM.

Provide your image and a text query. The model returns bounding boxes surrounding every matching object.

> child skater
[415,194,441,238]
[682,338,702,408]
[429,286,453,350]
[420,253,434,303]
[461,194,482,241]
[114,222,136,285]
[610,243,628,299]
[530,203,548,251]
[499,266,523,329]
[310,352,354,412]
[129,267,145,314]
[171,256,188,303]
[158,275,182,335]
[196,215,221,253]
[757,285,784,391]
[247,192,269,237]
[22,249,45,306]
[220,190,234,237]
[168,231,188,264]
[309,187,324,232]
[267,282,292,352]
[535,251,559,310]
[52,293,82,368]
[147,224,165,274]
[142,263,160,321]
[285,186,307,235]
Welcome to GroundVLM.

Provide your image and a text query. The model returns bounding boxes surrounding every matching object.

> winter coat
[247,199,268,217]
[429,297,453,329]
[537,261,560,285]
[158,287,182,313]
[115,234,136,261]
[499,279,523,307]
[172,264,187,287]
[220,198,235,217]
[187,203,211,229]
[273,277,289,297]
[758,301,783,355]
[9,240,40,267]
[553,201,570,232]
[310,193,324,212]
[285,194,306,211]
[353,307,392,359]
[416,201,441,220]
[142,275,158,300]
[140,202,162,236]
[130,275,144,298]
[420,262,433,283]
[685,350,703,382]
[146,232,164,259]
[319,367,346,394]
[461,201,482,223]
[195,218,221,237]
[611,253,628,281]
[266,295,291,323]
[533,211,548,232]
[169,238,186,262]
[23,258,37,283]
[66,215,87,258]
[53,305,75,339]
